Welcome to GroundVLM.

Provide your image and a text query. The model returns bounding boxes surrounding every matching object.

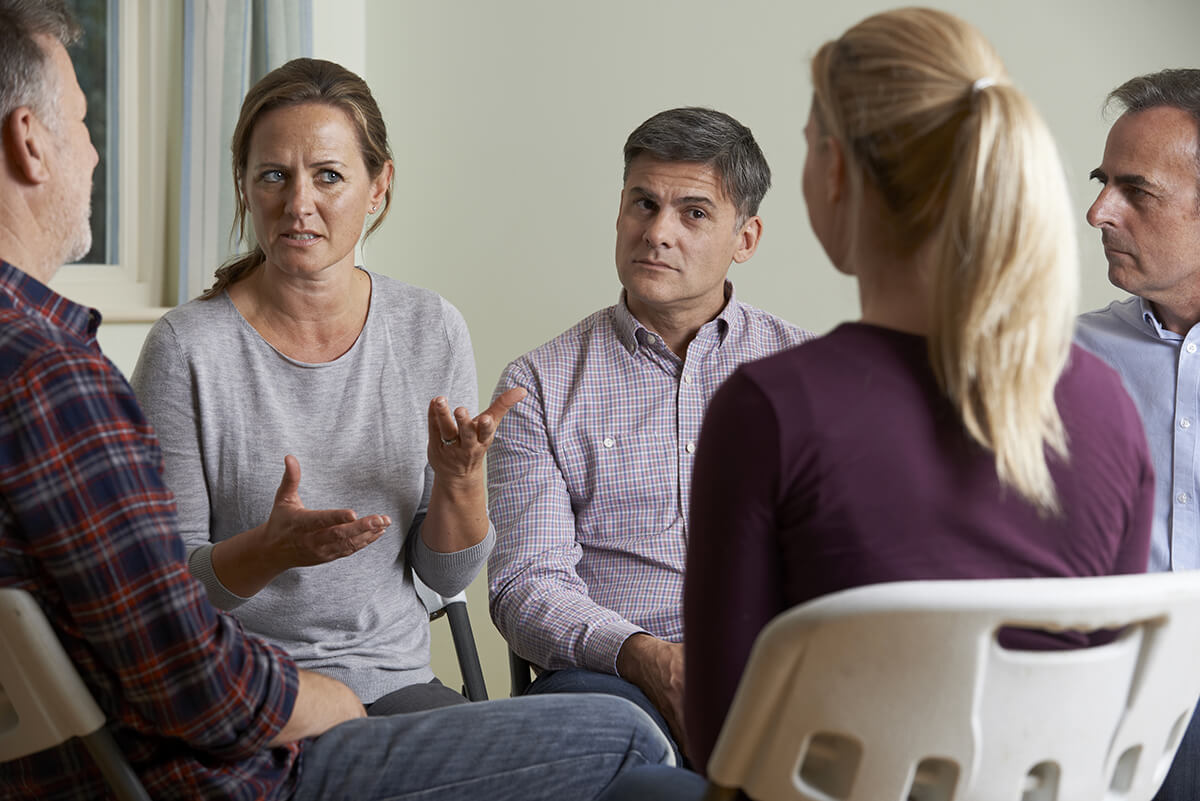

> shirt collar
[1131,296,1183,342]
[614,281,740,355]
[0,260,101,341]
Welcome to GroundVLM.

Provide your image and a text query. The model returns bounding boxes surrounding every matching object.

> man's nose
[644,212,675,247]
[1086,186,1116,229]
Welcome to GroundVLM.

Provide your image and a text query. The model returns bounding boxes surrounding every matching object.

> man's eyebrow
[673,195,717,209]
[627,186,719,210]
[1090,167,1158,190]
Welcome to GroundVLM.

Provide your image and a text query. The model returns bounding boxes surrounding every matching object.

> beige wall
[101,0,1200,698]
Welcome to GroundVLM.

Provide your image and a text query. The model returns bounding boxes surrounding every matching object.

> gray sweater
[131,270,492,702]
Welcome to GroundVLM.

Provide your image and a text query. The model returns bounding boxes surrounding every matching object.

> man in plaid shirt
[0,3,670,799]
[488,107,814,765]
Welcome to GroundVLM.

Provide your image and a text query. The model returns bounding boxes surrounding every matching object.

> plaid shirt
[487,286,813,673]
[0,261,301,801]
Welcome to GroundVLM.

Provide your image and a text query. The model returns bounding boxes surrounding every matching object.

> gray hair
[623,107,771,224]
[1106,69,1200,187]
[0,0,81,132]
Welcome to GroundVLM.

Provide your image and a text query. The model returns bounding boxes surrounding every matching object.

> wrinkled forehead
[622,155,731,203]
[1105,107,1200,182]
[36,35,85,113]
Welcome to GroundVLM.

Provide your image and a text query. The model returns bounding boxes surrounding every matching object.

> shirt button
[646,335,658,346]
[685,441,696,454]
[1179,492,1190,504]
[1188,343,1198,354]
[683,373,693,385]
[602,437,615,448]
[1183,418,1193,429]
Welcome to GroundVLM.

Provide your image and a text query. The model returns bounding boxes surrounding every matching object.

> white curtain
[176,0,312,305]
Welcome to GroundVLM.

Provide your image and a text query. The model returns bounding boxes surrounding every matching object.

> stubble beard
[49,178,94,268]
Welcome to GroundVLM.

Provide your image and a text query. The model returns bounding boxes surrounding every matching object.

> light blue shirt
[1076,296,1200,572]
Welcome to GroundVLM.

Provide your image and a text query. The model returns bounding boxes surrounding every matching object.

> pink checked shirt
[487,286,813,674]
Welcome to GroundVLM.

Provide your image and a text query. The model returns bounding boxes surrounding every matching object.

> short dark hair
[622,107,771,223]
[0,0,81,128]
[1106,69,1200,189]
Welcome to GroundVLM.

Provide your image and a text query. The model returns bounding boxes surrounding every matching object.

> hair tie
[971,77,997,94]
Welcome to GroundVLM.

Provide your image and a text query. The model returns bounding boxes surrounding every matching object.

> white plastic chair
[703,571,1200,801]
[412,576,489,701]
[0,587,151,801]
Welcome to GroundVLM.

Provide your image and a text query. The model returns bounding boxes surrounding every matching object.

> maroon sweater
[683,323,1154,771]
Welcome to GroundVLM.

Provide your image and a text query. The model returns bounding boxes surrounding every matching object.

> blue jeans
[524,667,685,769]
[291,693,671,801]
[1155,697,1200,801]
[595,764,709,801]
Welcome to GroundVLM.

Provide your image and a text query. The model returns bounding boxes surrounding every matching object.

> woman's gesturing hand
[265,454,392,567]
[425,387,527,480]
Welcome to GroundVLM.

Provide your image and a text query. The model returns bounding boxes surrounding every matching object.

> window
[50,0,179,321]
[65,0,114,265]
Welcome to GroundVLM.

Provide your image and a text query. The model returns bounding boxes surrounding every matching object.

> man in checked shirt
[488,106,814,765]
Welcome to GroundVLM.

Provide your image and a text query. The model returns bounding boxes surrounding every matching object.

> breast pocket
[557,428,679,541]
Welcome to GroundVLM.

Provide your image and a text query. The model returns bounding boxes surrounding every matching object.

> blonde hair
[811,7,1078,513]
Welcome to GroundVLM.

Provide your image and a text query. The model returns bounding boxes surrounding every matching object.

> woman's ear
[823,135,846,207]
[370,160,394,212]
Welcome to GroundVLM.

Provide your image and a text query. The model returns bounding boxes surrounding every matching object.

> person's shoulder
[369,271,443,306]
[507,307,613,370]
[366,272,472,357]
[0,304,100,379]
[728,300,818,364]
[1076,297,1145,341]
[733,300,815,343]
[1061,344,1143,420]
[1060,344,1152,455]
[0,308,129,415]
[141,294,245,365]
[154,293,235,336]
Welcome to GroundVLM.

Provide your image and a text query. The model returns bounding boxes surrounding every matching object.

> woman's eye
[318,169,343,184]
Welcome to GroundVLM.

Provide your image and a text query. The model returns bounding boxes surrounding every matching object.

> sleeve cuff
[411,522,496,597]
[187,543,253,610]
[587,620,648,675]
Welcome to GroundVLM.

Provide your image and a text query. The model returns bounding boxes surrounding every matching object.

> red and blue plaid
[0,261,301,801]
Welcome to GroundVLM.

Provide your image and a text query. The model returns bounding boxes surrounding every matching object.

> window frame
[49,0,178,322]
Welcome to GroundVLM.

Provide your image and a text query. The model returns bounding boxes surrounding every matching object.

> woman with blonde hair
[680,6,1155,773]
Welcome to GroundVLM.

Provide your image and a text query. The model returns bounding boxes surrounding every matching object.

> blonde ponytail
[929,84,1076,513]
[812,8,1078,513]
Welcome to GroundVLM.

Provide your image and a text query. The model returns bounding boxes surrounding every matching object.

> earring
[369,205,377,214]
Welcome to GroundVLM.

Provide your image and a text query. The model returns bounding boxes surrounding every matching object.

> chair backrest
[705,571,1200,801]
[0,587,151,801]
[412,576,489,701]
[509,648,534,698]
[0,587,106,760]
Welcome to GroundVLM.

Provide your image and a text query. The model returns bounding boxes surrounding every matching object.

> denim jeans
[595,764,709,801]
[1154,697,1200,801]
[524,667,686,769]
[291,693,672,801]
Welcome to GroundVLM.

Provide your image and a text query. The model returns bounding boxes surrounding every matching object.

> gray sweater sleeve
[131,315,251,610]
[408,296,495,597]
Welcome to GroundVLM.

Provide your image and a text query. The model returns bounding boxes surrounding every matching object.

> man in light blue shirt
[1075,68,1200,801]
